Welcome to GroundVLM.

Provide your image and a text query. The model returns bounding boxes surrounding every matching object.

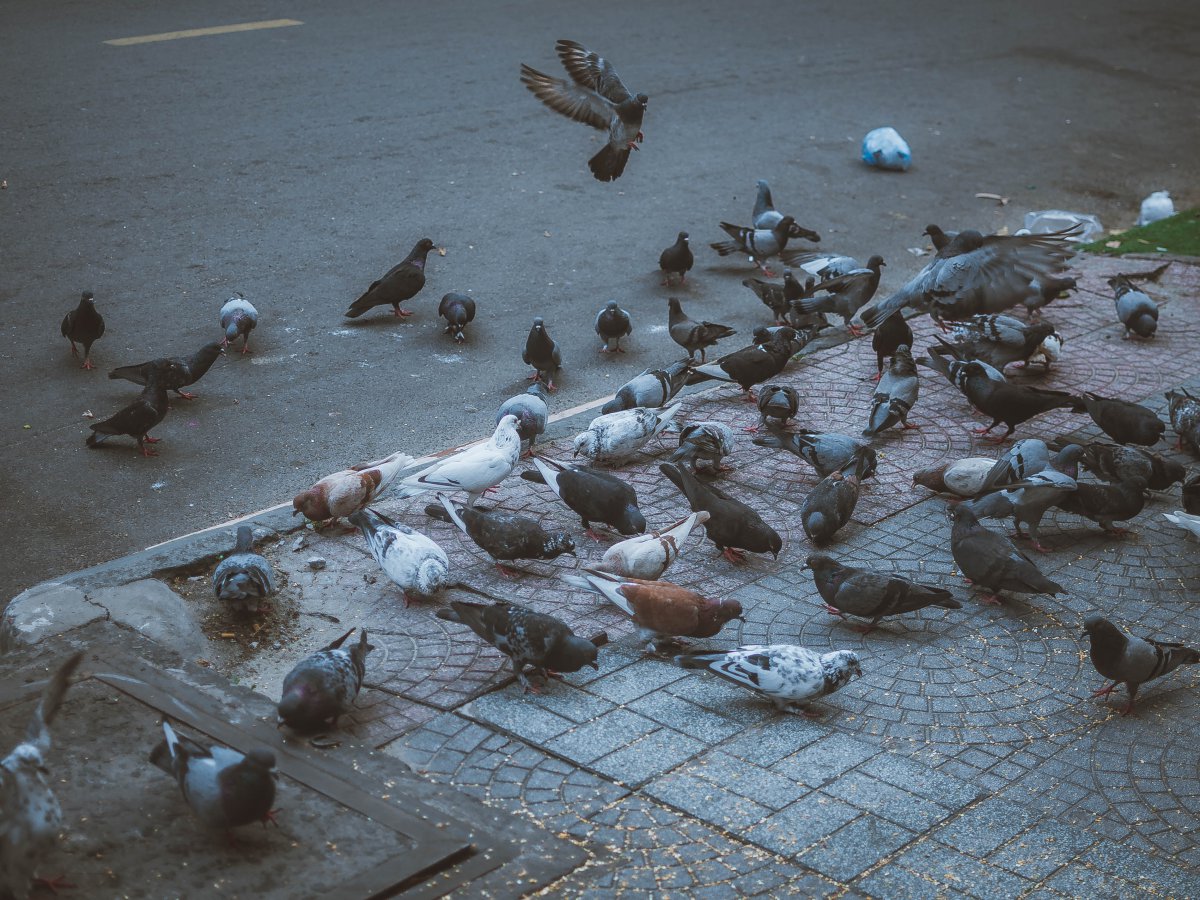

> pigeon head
[415,557,450,598]
[822,650,863,688]
[605,300,618,312]
[292,488,331,521]
[278,683,328,731]
[525,382,549,402]
[245,748,278,773]
[804,553,838,572]
[532,317,545,330]
[572,431,598,458]
[494,414,522,446]
[1082,614,1120,644]
[412,238,436,257]
[678,231,689,242]
[911,464,948,492]
[866,255,885,269]
[635,93,648,108]
[81,291,95,305]
[225,317,243,342]
[617,504,647,536]
[547,633,600,673]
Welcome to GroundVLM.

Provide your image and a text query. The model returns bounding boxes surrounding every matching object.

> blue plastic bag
[861,127,911,172]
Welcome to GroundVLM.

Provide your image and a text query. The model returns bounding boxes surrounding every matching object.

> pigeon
[980,439,1054,492]
[959,363,1084,442]
[213,526,277,613]
[669,421,736,473]
[1023,274,1077,319]
[687,328,797,401]
[754,384,800,432]
[1076,441,1185,490]
[349,507,450,606]
[277,628,373,733]
[742,269,808,324]
[806,554,961,633]
[438,292,476,342]
[219,294,258,353]
[753,430,877,480]
[520,39,647,182]
[563,568,743,652]
[923,224,954,251]
[796,255,885,336]
[864,345,920,435]
[945,315,1059,370]
[524,317,562,391]
[912,458,996,497]
[436,599,599,691]
[965,446,1083,551]
[668,297,736,362]
[601,360,691,414]
[85,371,170,455]
[393,415,522,506]
[292,450,416,526]
[1054,476,1148,535]
[801,462,865,546]
[751,324,823,357]
[1083,615,1199,715]
[791,251,861,281]
[497,383,549,454]
[751,179,819,240]
[595,511,711,580]
[594,301,633,352]
[1163,510,1200,541]
[346,239,436,319]
[918,338,1007,395]
[710,216,820,277]
[1025,330,1065,371]
[1080,393,1165,446]
[573,403,681,464]
[674,645,861,715]
[871,311,913,380]
[1165,388,1200,453]
[425,493,576,576]
[0,652,83,900]
[1185,472,1200,515]
[949,503,1063,604]
[108,342,223,400]
[1110,275,1158,339]
[61,291,104,369]
[148,719,277,830]
[522,456,646,537]
[660,461,782,562]
[659,232,693,285]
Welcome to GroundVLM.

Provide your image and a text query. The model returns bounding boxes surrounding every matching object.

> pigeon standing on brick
[807,554,960,633]
[496,383,549,455]
[668,297,736,362]
[601,360,690,414]
[660,461,782,562]
[573,403,680,465]
[688,328,798,402]
[960,362,1084,442]
[949,504,1063,604]
[277,628,373,733]
[1083,615,1199,715]
[219,294,258,353]
[965,446,1084,551]
[522,456,646,538]
[596,511,710,580]
[801,458,867,546]
[86,370,170,456]
[918,339,1007,396]
[523,317,562,391]
[710,216,820,277]
[1054,475,1148,535]
[595,301,632,352]
[109,342,223,400]
[213,526,277,614]
[438,292,476,342]
[864,345,920,435]
[754,385,800,433]
[1080,393,1165,446]
[1165,388,1200,453]
[520,39,647,182]
[425,493,575,576]
[753,430,877,480]
[796,255,884,336]
[345,238,435,319]
[349,508,450,606]
[870,311,913,380]
[659,232,693,285]
[0,652,83,900]
[1077,441,1185,490]
[292,450,416,526]
[980,438,1052,492]
[669,421,736,473]
[1110,275,1158,339]
[61,291,104,369]
[394,415,522,507]
[674,645,861,715]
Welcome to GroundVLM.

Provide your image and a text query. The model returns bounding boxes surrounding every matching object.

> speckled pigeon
[1083,615,1199,715]
[349,507,450,606]
[669,422,736,473]
[277,628,373,733]
[1165,388,1200,454]
[674,645,861,715]
[602,360,690,414]
[426,493,576,576]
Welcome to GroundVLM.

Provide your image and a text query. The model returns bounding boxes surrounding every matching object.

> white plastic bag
[1137,191,1174,227]
[861,127,911,172]
[1022,210,1104,243]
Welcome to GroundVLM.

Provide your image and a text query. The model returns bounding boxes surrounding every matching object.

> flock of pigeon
[13,38,1198,891]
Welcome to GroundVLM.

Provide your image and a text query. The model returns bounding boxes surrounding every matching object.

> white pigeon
[573,403,681,465]
[1,652,83,900]
[1163,511,1200,541]
[349,508,450,605]
[912,457,1000,497]
[219,294,258,353]
[674,644,861,715]
[395,415,521,506]
[595,511,711,580]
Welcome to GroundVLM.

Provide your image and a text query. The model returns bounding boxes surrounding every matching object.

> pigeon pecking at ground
[595,300,632,352]
[1082,615,1199,716]
[871,312,912,375]
[742,269,809,325]
[522,455,646,538]
[213,525,278,614]
[292,450,416,527]
[523,317,563,391]
[949,503,1063,604]
[668,297,736,363]
[753,384,800,433]
[85,368,170,456]
[1080,393,1165,446]
[1166,388,1200,454]
[964,445,1083,552]
[1110,274,1158,339]
[573,403,680,465]
[425,492,576,576]
[806,554,961,633]
[109,342,223,400]
[911,457,996,497]
[864,345,920,435]
[349,507,450,606]
[277,628,373,733]
[795,255,885,336]
[660,461,782,562]
[944,314,1059,371]
[800,456,869,546]
[438,292,476,342]
[602,360,691,414]
[659,232,694,285]
[345,238,436,319]
[668,421,736,473]
[595,511,710,580]
[61,290,104,370]
[753,429,877,480]
[219,293,258,353]
[1054,475,1148,536]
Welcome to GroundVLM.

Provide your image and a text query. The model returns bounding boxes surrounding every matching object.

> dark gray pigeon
[426,493,576,575]
[659,232,693,285]
[595,301,632,352]
[753,429,877,480]
[806,554,960,633]
[800,460,865,546]
[109,342,223,399]
[522,456,646,538]
[668,297,736,362]
[1076,441,1185,490]
[918,337,1007,396]
[345,239,435,319]
[923,224,955,251]
[86,370,170,456]
[864,345,919,435]
[438,292,476,342]
[945,315,1058,370]
[710,216,820,277]
[871,311,913,380]
[660,461,782,562]
[754,384,799,433]
[1055,476,1147,535]
[61,290,104,369]
[1184,472,1200,515]
[1080,393,1165,446]
[1110,275,1158,339]
[602,360,691,414]
[796,255,884,336]
[1022,274,1077,319]
[520,39,647,182]
[949,504,1064,604]
[1083,615,1199,715]
[965,446,1083,551]
[523,317,562,391]
[219,294,258,352]
[687,327,798,401]
[1165,388,1200,454]
[669,422,736,473]
[213,525,277,614]
[743,269,807,325]
[497,382,549,454]
[277,628,373,733]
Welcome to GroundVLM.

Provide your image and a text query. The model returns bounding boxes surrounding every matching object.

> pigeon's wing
[520,64,612,131]
[554,39,633,104]
[92,396,159,436]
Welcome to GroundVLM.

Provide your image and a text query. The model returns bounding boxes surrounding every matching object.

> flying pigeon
[668,421,736,473]
[864,345,920,435]
[945,315,1059,370]
[796,255,885,336]
[436,599,599,691]
[86,371,170,455]
[1083,615,1199,715]
[949,504,1063,604]
[521,455,646,538]
[687,327,798,401]
[668,297,736,362]
[277,628,373,733]
[754,384,800,433]
[660,461,782,562]
[109,342,223,400]
[425,493,576,576]
[752,429,877,480]
[595,301,632,352]
[149,719,277,829]
[573,403,680,465]
[659,232,693,285]
[393,415,522,507]
[213,525,277,613]
[0,652,83,900]
[806,554,960,633]
[601,360,690,414]
[438,292,476,342]
[801,459,866,546]
[219,294,258,353]
[345,238,435,319]
[1080,393,1165,446]
[520,39,647,182]
[349,507,450,606]
[292,450,416,526]
[61,291,104,369]
[1165,388,1200,453]
[1054,475,1147,535]
[595,511,710,580]
[524,317,562,390]
[1110,275,1158,339]
[497,383,549,454]
[674,644,861,715]
[751,179,820,239]
[912,457,1001,497]
[710,216,820,277]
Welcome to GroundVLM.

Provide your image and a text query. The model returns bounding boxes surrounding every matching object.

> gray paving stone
[770,732,879,788]
[853,862,944,900]
[1080,841,1200,896]
[861,753,983,808]
[745,793,860,857]
[545,707,659,765]
[797,814,915,881]
[715,716,828,765]
[933,797,1038,857]
[581,655,688,703]
[821,772,957,832]
[1045,863,1139,898]
[627,689,743,742]
[687,752,810,810]
[990,821,1099,882]
[891,840,1033,899]
[590,726,704,786]
[460,692,574,744]
[644,770,773,831]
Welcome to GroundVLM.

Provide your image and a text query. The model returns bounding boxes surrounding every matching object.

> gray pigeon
[524,317,562,391]
[0,652,83,900]
[751,179,818,239]
[659,232,693,285]
[754,384,800,433]
[949,504,1063,604]
[801,461,865,546]
[1022,274,1077,319]
[945,315,1058,370]
[1080,393,1165,446]
[497,382,549,455]
[864,345,919,435]
[1110,275,1158,339]
[965,445,1083,551]
[1054,476,1147,535]
[1166,388,1200,454]
[219,294,258,353]
[742,269,806,324]
[669,421,736,473]
[149,719,277,830]
[980,438,1052,493]
[602,360,690,414]
[108,342,224,400]
[277,628,373,733]
[796,255,885,335]
[213,525,277,614]
[660,462,782,562]
[791,251,861,281]
[918,337,1007,395]
[806,554,960,633]
[61,290,105,369]
[710,216,820,277]
[1083,615,1199,715]
[438,292,476,342]
[1075,441,1185,491]
[753,430,877,480]
[573,403,680,464]
[668,297,736,362]
[595,301,632,352]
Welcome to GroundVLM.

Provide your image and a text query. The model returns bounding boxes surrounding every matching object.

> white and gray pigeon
[0,652,83,900]
[595,301,632,352]
[912,457,996,497]
[945,314,1058,370]
[149,719,277,830]
[790,252,861,281]
[1166,388,1200,454]
[497,384,549,455]
[394,415,522,506]
[1110,275,1158,339]
[795,255,885,336]
[349,508,450,606]
[596,511,711,580]
[710,216,819,277]
[1162,510,1200,541]
[277,628,373,733]
[980,438,1053,492]
[1083,615,1200,715]
[674,644,861,715]
[964,445,1084,551]
[601,360,690,414]
[751,179,818,240]
[219,294,258,354]
[864,345,919,434]
[573,402,681,465]
[213,525,277,614]
[668,421,736,473]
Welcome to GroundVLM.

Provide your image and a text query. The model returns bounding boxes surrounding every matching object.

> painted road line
[104,19,302,47]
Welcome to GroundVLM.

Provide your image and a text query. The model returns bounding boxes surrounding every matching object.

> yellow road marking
[104,19,302,46]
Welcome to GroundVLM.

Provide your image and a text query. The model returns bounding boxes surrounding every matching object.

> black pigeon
[754,384,799,432]
[1083,615,1199,715]
[522,456,646,538]
[949,504,1063,604]
[806,554,960,633]
[426,493,576,575]
[520,39,647,182]
[796,255,885,336]
[278,628,373,733]
[1055,476,1147,534]
[668,297,735,363]
[602,359,691,414]
[959,362,1083,442]
[438,292,476,342]
[1110,275,1157,339]
[345,238,435,319]
[752,324,822,358]
[742,269,806,325]
[687,328,797,401]
[497,383,549,454]
[660,461,782,563]
[109,342,223,400]
[61,290,104,369]
[86,371,170,455]
[659,232,693,285]
[523,317,562,391]
[595,301,632,352]
[1080,393,1165,446]
[436,599,599,691]
[871,311,913,380]
[801,461,865,546]
[1076,441,1185,490]
[213,525,277,614]
[923,224,955,251]
[1166,388,1200,454]
[753,430,877,480]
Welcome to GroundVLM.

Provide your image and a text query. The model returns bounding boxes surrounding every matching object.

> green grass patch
[1081,208,1200,256]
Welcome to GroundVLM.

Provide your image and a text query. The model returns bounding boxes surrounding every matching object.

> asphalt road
[3,0,1197,602]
